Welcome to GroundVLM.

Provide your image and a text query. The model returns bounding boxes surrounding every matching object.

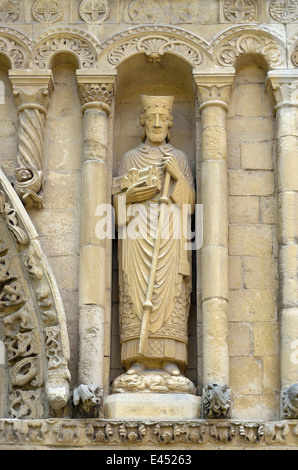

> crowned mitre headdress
[140,95,174,143]
[140,95,174,113]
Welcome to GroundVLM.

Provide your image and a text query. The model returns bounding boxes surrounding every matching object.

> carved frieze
[0,0,20,22]
[123,0,203,24]
[269,0,298,23]
[79,0,111,24]
[32,0,64,24]
[0,419,297,448]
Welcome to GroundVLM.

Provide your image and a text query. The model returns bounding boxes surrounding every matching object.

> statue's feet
[162,362,180,376]
[126,362,145,375]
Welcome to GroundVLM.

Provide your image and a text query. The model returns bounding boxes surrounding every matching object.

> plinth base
[104,393,201,420]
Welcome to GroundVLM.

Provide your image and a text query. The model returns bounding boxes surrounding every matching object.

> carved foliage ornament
[215,33,285,68]
[107,35,203,66]
[1,419,298,447]
[32,0,63,24]
[32,36,96,69]
[292,45,298,67]
[0,0,20,22]
[0,171,71,418]
[0,37,26,68]
[269,0,298,23]
[223,0,258,23]
[79,0,111,24]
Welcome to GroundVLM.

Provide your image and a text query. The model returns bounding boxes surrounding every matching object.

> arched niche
[113,52,196,175]
[111,51,198,387]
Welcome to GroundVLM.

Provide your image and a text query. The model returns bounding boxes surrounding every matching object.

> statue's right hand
[125,179,157,203]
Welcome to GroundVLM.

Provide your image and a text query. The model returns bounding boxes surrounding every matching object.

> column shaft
[74,73,116,415]
[194,69,234,417]
[267,71,298,419]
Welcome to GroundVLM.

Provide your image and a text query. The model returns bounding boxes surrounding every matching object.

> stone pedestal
[104,393,201,420]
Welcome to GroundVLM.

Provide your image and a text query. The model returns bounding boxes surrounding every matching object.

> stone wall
[0,0,297,451]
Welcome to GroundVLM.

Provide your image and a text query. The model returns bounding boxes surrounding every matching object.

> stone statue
[112,95,196,394]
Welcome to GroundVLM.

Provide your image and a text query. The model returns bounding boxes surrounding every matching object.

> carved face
[143,108,171,145]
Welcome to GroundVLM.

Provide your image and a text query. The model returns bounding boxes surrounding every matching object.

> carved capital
[8,70,53,209]
[267,70,298,110]
[194,69,235,111]
[9,69,53,114]
[76,72,116,115]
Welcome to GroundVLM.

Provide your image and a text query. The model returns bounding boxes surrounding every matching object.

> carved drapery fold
[0,169,71,419]
[9,70,53,210]
[267,71,298,419]
[194,69,235,418]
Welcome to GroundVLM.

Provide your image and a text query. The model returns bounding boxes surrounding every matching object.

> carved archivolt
[0,26,288,71]
[31,29,100,69]
[213,27,286,69]
[0,170,71,419]
[0,27,30,68]
[98,26,212,68]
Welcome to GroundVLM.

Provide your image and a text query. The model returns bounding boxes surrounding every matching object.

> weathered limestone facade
[0,0,297,450]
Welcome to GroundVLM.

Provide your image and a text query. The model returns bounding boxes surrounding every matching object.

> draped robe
[115,143,195,370]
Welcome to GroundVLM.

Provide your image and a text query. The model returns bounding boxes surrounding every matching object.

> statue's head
[140,95,174,145]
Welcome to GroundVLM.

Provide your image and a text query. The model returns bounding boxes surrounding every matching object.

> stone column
[73,71,116,416]
[9,70,53,210]
[194,69,235,418]
[267,71,298,419]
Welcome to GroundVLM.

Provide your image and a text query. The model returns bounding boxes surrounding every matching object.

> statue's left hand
[162,153,182,181]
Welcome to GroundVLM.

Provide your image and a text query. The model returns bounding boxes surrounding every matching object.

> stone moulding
[98,25,213,68]
[0,169,71,418]
[213,26,286,69]
[0,25,289,72]
[0,419,297,448]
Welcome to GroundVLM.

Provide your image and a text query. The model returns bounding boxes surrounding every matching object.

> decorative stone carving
[78,81,113,113]
[292,44,298,67]
[0,36,27,68]
[32,0,63,24]
[281,384,298,419]
[215,31,285,69]
[32,32,98,69]
[0,418,297,448]
[0,170,71,418]
[112,371,196,394]
[223,0,258,23]
[111,95,195,400]
[124,0,202,24]
[107,34,203,66]
[0,0,20,22]
[9,70,53,209]
[79,0,111,24]
[269,0,298,23]
[203,384,231,418]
